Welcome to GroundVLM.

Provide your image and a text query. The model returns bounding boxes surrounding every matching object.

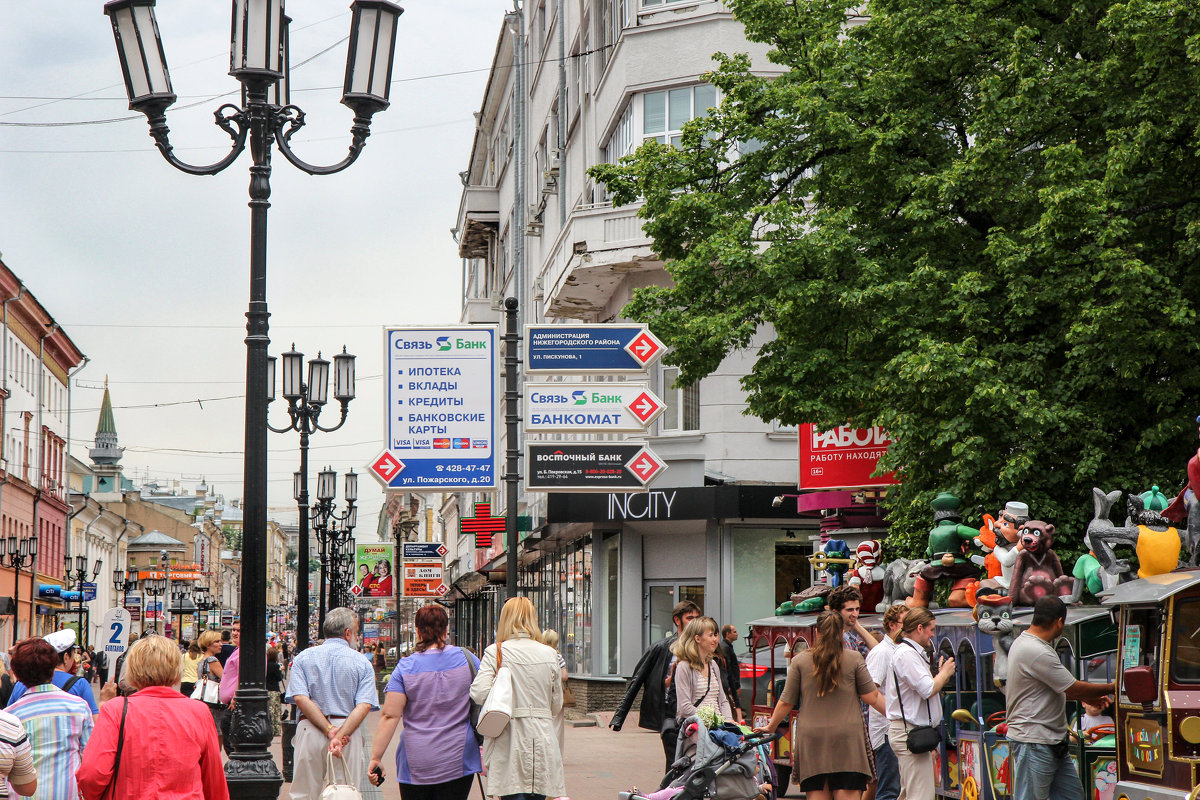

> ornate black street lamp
[312,467,357,625]
[268,344,355,653]
[103,2,401,793]
[112,567,138,608]
[5,535,37,647]
[64,555,102,648]
[143,577,167,636]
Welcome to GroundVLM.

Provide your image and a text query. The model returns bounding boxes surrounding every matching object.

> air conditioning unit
[532,277,545,302]
[540,170,558,197]
[525,220,544,237]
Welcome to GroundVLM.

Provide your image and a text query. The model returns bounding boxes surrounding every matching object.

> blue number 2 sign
[100,607,131,655]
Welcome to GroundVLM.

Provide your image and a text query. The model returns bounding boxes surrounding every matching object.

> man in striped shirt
[0,707,36,798]
[7,638,92,800]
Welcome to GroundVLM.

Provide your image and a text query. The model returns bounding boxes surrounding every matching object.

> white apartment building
[448,1,847,704]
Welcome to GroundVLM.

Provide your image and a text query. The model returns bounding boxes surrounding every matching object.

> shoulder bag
[190,658,221,705]
[106,698,130,800]
[319,752,362,800]
[476,641,514,738]
[892,643,941,754]
[464,649,484,746]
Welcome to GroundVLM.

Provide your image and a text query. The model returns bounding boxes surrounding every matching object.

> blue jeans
[1011,741,1083,800]
[873,738,901,800]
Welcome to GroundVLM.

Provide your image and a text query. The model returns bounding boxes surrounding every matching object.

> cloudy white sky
[0,1,505,530]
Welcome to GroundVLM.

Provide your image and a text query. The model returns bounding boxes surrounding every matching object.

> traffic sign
[382,326,498,490]
[525,325,666,374]
[526,442,669,491]
[402,542,449,559]
[402,560,447,598]
[525,383,665,433]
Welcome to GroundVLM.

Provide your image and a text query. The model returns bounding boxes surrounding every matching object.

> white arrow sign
[525,382,665,433]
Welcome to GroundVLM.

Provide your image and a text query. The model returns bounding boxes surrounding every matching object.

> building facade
[448,1,846,704]
[0,260,86,644]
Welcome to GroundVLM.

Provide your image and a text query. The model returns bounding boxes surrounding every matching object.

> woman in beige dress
[757,611,886,800]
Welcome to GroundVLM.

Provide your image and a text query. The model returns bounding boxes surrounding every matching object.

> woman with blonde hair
[77,635,227,800]
[193,630,225,748]
[671,617,733,745]
[540,629,569,756]
[756,612,887,800]
[180,639,205,698]
[469,596,565,800]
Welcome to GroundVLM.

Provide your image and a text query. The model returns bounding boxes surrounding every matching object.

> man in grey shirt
[1006,597,1114,800]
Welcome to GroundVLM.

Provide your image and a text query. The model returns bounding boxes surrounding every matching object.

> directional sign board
[402,561,448,598]
[377,326,498,490]
[525,382,665,433]
[402,542,449,560]
[525,325,665,374]
[526,442,668,491]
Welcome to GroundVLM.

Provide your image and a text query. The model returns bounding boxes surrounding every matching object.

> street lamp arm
[273,106,375,176]
[144,104,249,177]
[312,401,350,434]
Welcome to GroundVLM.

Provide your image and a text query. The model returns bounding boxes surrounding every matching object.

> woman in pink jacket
[77,635,228,800]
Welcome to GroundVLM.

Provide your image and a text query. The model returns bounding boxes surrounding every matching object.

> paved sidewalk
[268,710,667,800]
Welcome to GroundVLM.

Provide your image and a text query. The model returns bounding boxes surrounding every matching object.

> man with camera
[1006,597,1115,800]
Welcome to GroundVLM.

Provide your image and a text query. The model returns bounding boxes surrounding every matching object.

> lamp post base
[224,689,284,799]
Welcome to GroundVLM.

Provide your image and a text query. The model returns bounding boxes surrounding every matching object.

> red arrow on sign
[369,451,405,484]
[626,447,668,485]
[435,583,448,596]
[624,330,665,367]
[626,390,665,425]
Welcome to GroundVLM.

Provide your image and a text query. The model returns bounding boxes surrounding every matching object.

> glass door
[645,581,705,646]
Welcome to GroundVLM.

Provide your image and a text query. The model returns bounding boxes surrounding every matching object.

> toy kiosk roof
[1100,568,1200,606]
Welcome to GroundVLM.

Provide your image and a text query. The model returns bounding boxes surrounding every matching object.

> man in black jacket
[718,624,743,721]
[610,600,701,770]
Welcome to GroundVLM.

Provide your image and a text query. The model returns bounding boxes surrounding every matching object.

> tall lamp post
[112,568,138,610]
[312,467,357,627]
[267,344,355,653]
[5,534,37,647]
[144,578,167,635]
[103,2,401,792]
[64,556,102,648]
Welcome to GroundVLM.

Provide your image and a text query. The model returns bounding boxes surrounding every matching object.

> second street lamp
[65,556,102,649]
[103,2,400,794]
[4,535,36,647]
[268,344,355,653]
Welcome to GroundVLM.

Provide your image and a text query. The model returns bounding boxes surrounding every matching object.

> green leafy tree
[591,0,1200,556]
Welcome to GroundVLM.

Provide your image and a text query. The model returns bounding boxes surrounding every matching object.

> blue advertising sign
[375,326,498,491]
[37,584,61,598]
[525,325,665,374]
[81,582,97,602]
[401,542,448,560]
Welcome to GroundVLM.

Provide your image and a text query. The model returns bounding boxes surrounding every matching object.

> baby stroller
[619,717,782,800]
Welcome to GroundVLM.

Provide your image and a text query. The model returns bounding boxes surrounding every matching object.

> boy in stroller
[619,716,782,800]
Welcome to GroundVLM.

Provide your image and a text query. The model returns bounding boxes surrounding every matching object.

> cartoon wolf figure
[974,590,1015,689]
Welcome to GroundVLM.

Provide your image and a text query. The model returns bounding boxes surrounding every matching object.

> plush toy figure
[991,502,1027,593]
[1009,521,1073,606]
[849,540,885,610]
[973,588,1015,689]
[1065,529,1106,605]
[909,492,980,608]
[877,558,934,611]
[822,539,853,587]
[972,516,1003,581]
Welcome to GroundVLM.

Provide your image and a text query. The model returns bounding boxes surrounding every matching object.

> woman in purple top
[368,604,481,800]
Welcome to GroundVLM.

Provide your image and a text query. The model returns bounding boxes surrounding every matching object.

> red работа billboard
[798,424,898,490]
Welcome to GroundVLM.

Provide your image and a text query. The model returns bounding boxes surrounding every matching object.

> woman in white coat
[469,597,566,800]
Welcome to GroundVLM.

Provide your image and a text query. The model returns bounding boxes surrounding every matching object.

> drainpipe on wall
[0,285,26,540]
[63,356,90,562]
[556,0,567,228]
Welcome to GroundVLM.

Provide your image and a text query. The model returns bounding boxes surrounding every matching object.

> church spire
[90,376,123,466]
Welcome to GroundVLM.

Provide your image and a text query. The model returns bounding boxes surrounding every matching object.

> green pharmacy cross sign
[460,502,506,549]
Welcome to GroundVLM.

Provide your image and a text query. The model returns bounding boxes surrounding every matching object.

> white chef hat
[44,628,77,654]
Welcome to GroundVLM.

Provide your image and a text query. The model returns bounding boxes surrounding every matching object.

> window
[604,102,635,163]
[660,366,700,432]
[643,84,717,147]
[1172,598,1200,682]
[1120,606,1164,702]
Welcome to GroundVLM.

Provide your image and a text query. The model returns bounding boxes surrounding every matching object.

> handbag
[561,676,576,708]
[892,645,942,755]
[106,698,129,800]
[463,649,484,746]
[476,642,514,738]
[319,752,362,800]
[190,660,221,705]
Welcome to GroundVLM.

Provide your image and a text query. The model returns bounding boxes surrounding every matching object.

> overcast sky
[0,1,504,531]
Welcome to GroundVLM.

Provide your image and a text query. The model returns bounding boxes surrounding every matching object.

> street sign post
[526,442,668,491]
[524,382,665,433]
[525,325,665,374]
[401,561,447,598]
[376,326,498,490]
[401,543,449,560]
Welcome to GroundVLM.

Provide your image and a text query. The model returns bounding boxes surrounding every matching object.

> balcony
[542,201,662,319]
[457,185,500,259]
